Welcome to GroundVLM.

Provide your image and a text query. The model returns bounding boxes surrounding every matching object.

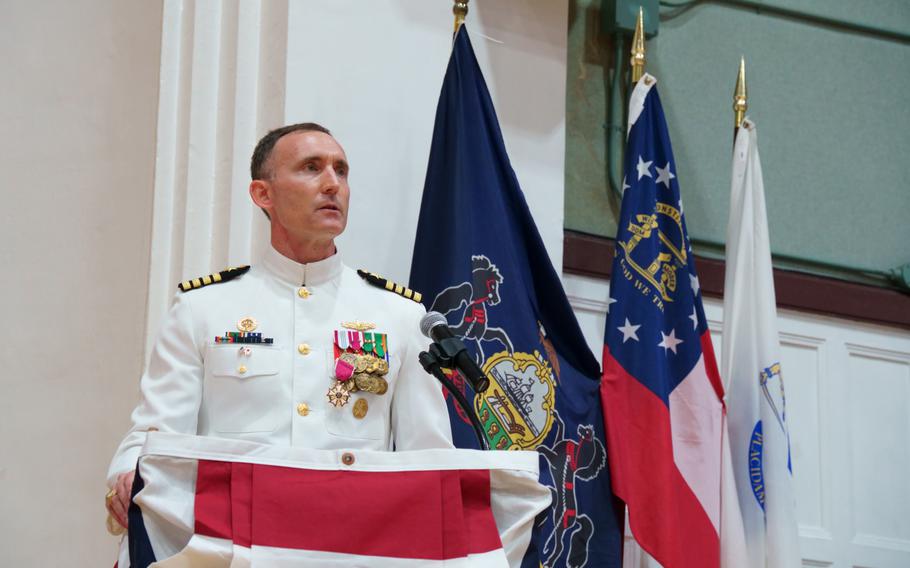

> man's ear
[249,179,272,210]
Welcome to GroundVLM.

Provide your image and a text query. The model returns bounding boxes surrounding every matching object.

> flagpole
[733,56,747,141]
[453,0,469,34]
[630,7,646,84]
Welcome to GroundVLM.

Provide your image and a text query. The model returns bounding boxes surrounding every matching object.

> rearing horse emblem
[430,254,514,362]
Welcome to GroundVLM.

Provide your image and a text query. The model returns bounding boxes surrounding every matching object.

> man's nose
[321,167,340,193]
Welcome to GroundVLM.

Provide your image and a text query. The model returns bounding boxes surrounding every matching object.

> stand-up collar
[262,245,343,287]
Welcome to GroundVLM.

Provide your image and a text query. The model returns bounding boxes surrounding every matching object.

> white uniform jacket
[108,246,453,482]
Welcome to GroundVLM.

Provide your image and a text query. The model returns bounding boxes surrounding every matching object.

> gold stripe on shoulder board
[178,265,251,292]
[356,269,423,304]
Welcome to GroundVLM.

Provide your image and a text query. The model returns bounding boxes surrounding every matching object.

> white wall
[0,1,162,565]
[284,0,569,284]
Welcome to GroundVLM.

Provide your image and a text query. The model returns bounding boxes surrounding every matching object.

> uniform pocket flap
[207,345,280,378]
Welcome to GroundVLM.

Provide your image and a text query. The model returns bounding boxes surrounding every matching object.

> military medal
[334,352,358,382]
[326,382,351,407]
[352,398,369,419]
[330,322,392,409]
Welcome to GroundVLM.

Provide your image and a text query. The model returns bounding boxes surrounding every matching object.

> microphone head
[419,311,449,339]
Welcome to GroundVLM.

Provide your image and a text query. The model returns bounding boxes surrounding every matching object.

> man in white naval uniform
[105,122,453,530]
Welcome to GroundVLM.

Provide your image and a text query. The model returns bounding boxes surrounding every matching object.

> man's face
[258,130,350,242]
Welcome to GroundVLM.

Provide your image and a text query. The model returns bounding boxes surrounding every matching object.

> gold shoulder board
[356,269,423,304]
[178,265,251,292]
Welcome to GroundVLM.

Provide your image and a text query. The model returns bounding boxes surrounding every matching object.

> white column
[145,0,286,357]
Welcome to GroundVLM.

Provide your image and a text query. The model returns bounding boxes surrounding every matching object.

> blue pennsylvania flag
[409,27,622,568]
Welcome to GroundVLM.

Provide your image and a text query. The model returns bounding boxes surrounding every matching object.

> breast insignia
[178,266,250,292]
[356,269,423,303]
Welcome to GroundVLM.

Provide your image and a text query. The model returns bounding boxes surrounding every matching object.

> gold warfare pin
[342,321,377,332]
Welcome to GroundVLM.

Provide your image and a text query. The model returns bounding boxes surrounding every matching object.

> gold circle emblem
[352,398,369,419]
[237,316,258,332]
[473,350,556,450]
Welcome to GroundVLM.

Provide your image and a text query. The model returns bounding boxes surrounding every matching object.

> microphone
[419,311,490,392]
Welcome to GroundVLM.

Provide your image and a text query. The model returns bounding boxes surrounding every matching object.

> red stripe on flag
[601,346,720,568]
[699,331,726,403]
[193,462,502,560]
[194,460,232,540]
[231,462,253,548]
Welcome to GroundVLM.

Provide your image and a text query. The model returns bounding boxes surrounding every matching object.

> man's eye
[306,163,319,172]
[337,168,348,177]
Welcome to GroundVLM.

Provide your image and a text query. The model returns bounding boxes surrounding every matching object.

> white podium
[118,433,550,567]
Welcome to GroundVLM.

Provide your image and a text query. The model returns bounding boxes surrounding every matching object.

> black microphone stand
[419,344,490,451]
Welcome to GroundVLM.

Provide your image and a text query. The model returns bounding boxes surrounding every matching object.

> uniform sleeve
[107,293,203,484]
[390,302,454,451]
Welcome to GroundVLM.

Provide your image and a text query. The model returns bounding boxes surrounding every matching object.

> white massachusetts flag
[722,119,801,567]
[117,433,550,567]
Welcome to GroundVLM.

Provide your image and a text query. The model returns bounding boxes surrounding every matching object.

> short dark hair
[250,122,332,180]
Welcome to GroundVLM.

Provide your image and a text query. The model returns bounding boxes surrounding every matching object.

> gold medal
[352,398,369,419]
[354,354,370,373]
[356,373,390,394]
[326,382,351,407]
[237,316,258,332]
[376,359,389,375]
[353,373,378,393]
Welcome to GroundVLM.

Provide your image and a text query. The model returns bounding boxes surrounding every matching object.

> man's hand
[106,470,135,530]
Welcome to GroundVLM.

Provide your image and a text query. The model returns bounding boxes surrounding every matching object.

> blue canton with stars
[604,82,711,405]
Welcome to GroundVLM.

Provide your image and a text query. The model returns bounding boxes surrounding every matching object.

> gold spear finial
[630,6,646,84]
[733,56,748,129]
[453,1,469,35]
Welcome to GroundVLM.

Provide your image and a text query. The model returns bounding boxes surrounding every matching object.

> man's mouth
[319,203,341,212]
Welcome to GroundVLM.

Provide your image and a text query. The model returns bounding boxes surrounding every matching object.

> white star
[689,307,699,330]
[655,163,676,188]
[606,296,618,314]
[636,156,653,180]
[689,273,700,295]
[617,318,641,343]
[678,198,684,215]
[658,329,684,354]
[622,176,630,193]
